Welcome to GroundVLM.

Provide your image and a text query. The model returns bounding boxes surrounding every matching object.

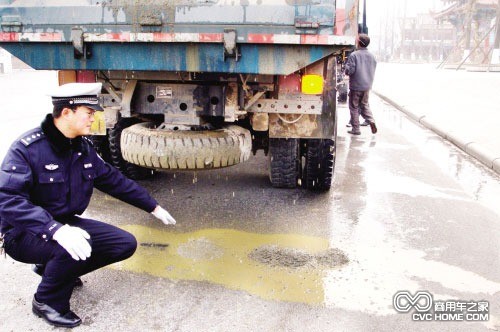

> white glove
[52,225,92,261]
[152,206,176,225]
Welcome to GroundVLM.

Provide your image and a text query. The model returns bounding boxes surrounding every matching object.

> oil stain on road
[111,225,349,305]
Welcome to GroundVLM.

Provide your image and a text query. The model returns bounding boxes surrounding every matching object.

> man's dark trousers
[349,90,375,132]
[4,216,137,313]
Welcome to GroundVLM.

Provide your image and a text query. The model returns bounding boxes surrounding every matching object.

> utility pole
[379,19,383,58]
[391,4,395,60]
[464,0,475,55]
[488,0,500,66]
[401,0,407,60]
[384,5,390,61]
[491,0,500,64]
[363,0,367,34]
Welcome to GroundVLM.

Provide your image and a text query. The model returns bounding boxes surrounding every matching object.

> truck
[0,0,360,191]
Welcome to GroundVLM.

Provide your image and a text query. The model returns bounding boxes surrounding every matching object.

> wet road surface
[0,71,499,331]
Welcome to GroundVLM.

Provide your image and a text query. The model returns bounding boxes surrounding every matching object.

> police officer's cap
[48,83,104,111]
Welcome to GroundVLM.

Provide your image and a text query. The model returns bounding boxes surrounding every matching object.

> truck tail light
[301,74,323,95]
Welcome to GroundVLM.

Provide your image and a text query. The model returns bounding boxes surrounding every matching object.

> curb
[465,143,494,168]
[373,90,500,176]
[493,159,500,173]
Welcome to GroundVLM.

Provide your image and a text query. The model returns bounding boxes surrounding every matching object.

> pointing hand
[152,205,177,225]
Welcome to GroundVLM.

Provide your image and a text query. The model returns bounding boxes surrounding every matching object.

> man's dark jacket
[345,47,377,91]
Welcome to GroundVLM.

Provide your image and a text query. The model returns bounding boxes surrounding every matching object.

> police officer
[0,82,176,328]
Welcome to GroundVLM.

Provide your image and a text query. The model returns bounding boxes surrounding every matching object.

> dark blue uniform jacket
[0,114,157,240]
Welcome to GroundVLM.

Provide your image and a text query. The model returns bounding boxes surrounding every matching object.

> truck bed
[0,0,357,74]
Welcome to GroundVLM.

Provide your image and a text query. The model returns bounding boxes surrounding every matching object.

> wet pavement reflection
[84,96,500,329]
[377,99,500,215]
[324,99,500,317]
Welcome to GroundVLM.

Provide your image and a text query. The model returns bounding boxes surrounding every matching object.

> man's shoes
[348,130,361,135]
[32,264,83,287]
[348,121,369,128]
[32,296,82,328]
[369,122,378,134]
[72,277,84,287]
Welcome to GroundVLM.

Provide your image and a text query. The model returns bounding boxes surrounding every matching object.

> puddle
[111,225,346,305]
[177,237,224,261]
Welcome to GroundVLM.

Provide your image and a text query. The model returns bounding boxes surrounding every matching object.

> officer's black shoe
[73,278,84,287]
[32,264,83,287]
[369,122,378,134]
[347,130,361,135]
[32,296,82,328]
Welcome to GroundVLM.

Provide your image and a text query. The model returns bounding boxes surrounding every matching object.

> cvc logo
[393,291,433,313]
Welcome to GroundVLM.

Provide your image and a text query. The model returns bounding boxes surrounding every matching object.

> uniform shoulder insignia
[20,131,45,147]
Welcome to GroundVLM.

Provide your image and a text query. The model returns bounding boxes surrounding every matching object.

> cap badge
[45,164,59,171]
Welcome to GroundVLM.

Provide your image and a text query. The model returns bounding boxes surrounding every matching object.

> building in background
[396,13,456,61]
[433,0,498,67]
[372,0,499,66]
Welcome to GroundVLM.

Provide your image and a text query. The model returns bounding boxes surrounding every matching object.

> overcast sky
[366,0,445,18]
[366,0,446,35]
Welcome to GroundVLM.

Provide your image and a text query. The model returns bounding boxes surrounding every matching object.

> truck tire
[304,139,335,191]
[90,133,111,163]
[109,118,153,180]
[268,138,300,188]
[120,123,252,170]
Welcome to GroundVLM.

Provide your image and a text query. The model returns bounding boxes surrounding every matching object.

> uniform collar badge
[44,164,59,171]
[84,163,93,169]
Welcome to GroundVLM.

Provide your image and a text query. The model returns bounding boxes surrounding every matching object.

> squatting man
[0,83,176,328]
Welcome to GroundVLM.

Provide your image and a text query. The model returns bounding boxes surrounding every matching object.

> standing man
[345,33,378,135]
[0,83,176,328]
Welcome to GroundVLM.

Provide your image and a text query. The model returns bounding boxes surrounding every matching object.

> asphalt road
[0,70,499,331]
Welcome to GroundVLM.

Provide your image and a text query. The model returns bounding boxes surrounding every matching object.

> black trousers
[4,216,137,313]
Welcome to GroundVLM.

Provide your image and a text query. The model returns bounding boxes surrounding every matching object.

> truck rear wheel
[304,139,335,191]
[120,123,252,170]
[109,118,154,180]
[90,133,111,163]
[268,138,300,188]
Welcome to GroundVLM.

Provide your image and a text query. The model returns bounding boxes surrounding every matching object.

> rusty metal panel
[269,113,321,138]
[269,55,337,139]
[334,0,359,37]
[250,113,269,132]
[1,0,335,30]
[0,0,356,74]
[0,42,342,75]
[247,98,322,115]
